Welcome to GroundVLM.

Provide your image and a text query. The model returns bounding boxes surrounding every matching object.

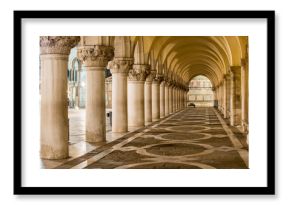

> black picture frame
[14,10,275,195]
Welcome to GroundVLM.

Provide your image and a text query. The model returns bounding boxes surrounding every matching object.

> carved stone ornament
[169,80,177,88]
[107,57,134,74]
[224,73,231,81]
[152,74,164,84]
[40,36,80,55]
[145,70,156,82]
[77,45,114,67]
[128,64,150,81]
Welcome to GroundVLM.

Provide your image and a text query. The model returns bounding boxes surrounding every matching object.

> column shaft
[112,72,128,132]
[128,81,145,127]
[152,81,160,121]
[160,81,165,118]
[169,86,173,113]
[241,63,249,132]
[145,81,152,123]
[165,84,169,116]
[40,54,69,159]
[85,68,106,142]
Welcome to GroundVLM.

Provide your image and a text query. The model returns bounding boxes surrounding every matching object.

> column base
[86,131,106,143]
[40,145,68,160]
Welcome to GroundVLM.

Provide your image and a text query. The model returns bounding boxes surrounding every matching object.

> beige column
[175,87,178,111]
[220,85,223,111]
[179,89,182,109]
[176,88,179,110]
[127,65,149,127]
[216,86,219,109]
[40,36,79,159]
[164,82,169,116]
[185,90,187,107]
[220,82,224,113]
[182,88,186,108]
[230,66,242,126]
[152,78,160,121]
[230,72,235,126]
[168,85,173,113]
[145,72,155,123]
[78,45,114,142]
[160,81,165,118]
[218,85,222,111]
[74,70,81,109]
[145,70,156,123]
[108,58,133,132]
[182,89,185,109]
[172,87,176,112]
[223,74,230,118]
[241,59,249,133]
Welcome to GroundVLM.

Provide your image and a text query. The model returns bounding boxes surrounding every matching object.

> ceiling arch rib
[181,64,220,86]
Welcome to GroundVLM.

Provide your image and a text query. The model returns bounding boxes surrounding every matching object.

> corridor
[55,107,248,169]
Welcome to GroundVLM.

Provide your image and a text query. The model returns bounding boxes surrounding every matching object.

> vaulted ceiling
[79,36,248,88]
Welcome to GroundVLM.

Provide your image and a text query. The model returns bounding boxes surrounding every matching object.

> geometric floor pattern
[55,108,248,169]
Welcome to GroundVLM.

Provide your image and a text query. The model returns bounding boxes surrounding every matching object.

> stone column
[230,72,235,126]
[127,65,149,127]
[184,90,187,108]
[172,87,176,112]
[230,66,242,126]
[241,59,249,132]
[40,36,80,159]
[108,58,133,132]
[175,87,178,111]
[223,74,230,118]
[164,82,169,116]
[145,71,155,124]
[179,88,182,109]
[176,88,179,111]
[78,45,114,142]
[152,77,160,121]
[160,80,165,118]
[182,90,184,108]
[218,84,221,111]
[220,82,224,113]
[177,88,181,110]
[218,85,221,111]
[168,85,173,114]
[75,70,81,109]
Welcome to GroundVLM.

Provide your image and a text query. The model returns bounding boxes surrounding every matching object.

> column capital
[241,58,248,67]
[77,45,114,68]
[128,64,150,81]
[169,81,176,88]
[145,70,156,83]
[164,80,171,87]
[224,73,231,80]
[230,66,241,73]
[152,74,163,84]
[40,36,80,55]
[108,57,134,74]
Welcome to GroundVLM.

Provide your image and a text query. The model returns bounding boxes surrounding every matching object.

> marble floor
[44,107,248,169]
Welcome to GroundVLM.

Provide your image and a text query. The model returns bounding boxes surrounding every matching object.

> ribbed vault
[136,36,246,88]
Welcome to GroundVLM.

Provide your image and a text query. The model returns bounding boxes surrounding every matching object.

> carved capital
[77,45,114,67]
[146,70,157,82]
[128,64,150,81]
[230,66,241,74]
[241,58,248,67]
[164,80,171,87]
[224,73,231,81]
[152,74,164,84]
[108,57,134,74]
[40,36,80,55]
